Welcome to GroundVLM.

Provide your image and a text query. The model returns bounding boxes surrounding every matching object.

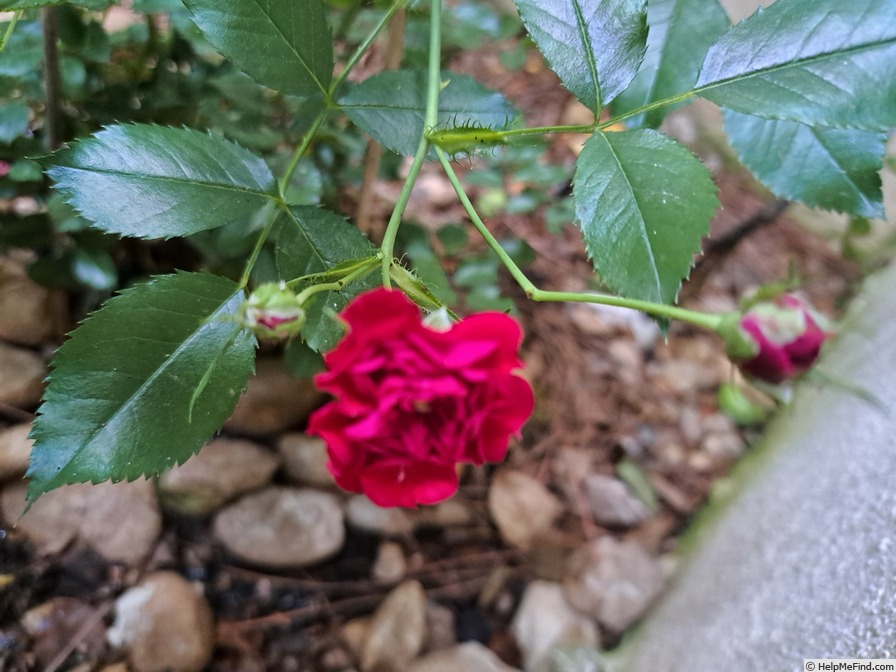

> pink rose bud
[307,288,534,508]
[721,294,829,384]
[0,161,10,177]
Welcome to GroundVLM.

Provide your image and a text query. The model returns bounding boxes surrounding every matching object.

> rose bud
[241,281,305,341]
[719,294,830,384]
[307,287,534,508]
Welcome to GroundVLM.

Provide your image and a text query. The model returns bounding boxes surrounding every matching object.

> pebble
[158,437,280,516]
[276,433,333,487]
[224,356,326,436]
[489,470,562,550]
[424,599,457,652]
[583,474,652,528]
[563,537,665,634]
[0,422,33,481]
[2,479,161,563]
[409,642,521,672]
[213,487,344,567]
[362,580,427,672]
[412,499,475,529]
[511,580,598,672]
[107,571,214,672]
[372,541,407,584]
[0,342,46,408]
[0,252,57,346]
[346,494,413,536]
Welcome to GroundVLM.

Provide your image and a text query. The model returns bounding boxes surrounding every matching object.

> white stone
[409,642,521,672]
[0,342,45,408]
[512,581,598,672]
[158,437,280,515]
[0,252,57,346]
[489,470,562,550]
[362,580,427,672]
[583,474,652,528]
[276,433,333,487]
[563,537,664,634]
[107,571,214,672]
[346,494,413,536]
[213,487,344,567]
[0,423,33,481]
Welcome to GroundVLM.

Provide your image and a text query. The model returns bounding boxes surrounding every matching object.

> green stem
[239,200,278,289]
[279,109,327,194]
[295,258,381,305]
[598,91,696,130]
[379,0,443,286]
[434,146,724,331]
[330,0,411,96]
[0,10,22,53]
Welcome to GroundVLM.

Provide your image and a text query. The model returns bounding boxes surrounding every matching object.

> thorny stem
[295,258,381,305]
[434,146,726,332]
[379,0,443,286]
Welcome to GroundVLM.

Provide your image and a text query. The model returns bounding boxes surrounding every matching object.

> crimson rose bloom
[730,294,828,384]
[307,288,534,507]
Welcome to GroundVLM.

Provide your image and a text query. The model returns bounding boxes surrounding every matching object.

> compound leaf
[573,128,718,304]
[42,124,278,239]
[27,272,256,503]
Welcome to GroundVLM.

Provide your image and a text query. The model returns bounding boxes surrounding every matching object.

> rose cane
[719,294,830,384]
[307,288,534,507]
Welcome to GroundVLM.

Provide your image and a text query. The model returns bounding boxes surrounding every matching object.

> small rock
[107,571,214,672]
[0,423,33,481]
[412,499,475,529]
[703,431,746,462]
[511,581,598,672]
[567,303,661,351]
[423,599,456,652]
[346,494,413,536]
[607,340,643,387]
[0,342,45,408]
[362,580,427,672]
[2,479,161,563]
[372,541,407,584]
[342,616,371,658]
[21,597,106,668]
[277,433,333,487]
[78,480,162,564]
[0,252,57,346]
[583,474,652,528]
[213,487,344,567]
[549,646,608,672]
[489,470,562,550]
[563,537,664,634]
[225,356,326,436]
[158,437,280,516]
[409,642,521,672]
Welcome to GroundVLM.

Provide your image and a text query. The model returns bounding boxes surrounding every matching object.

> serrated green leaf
[275,206,377,352]
[26,272,256,503]
[725,110,886,219]
[613,0,729,128]
[573,128,718,304]
[695,0,896,131]
[339,70,517,156]
[42,124,279,239]
[513,0,647,113]
[183,0,333,98]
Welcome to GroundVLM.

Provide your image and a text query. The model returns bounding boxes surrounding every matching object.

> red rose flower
[307,288,534,507]
[726,294,829,384]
